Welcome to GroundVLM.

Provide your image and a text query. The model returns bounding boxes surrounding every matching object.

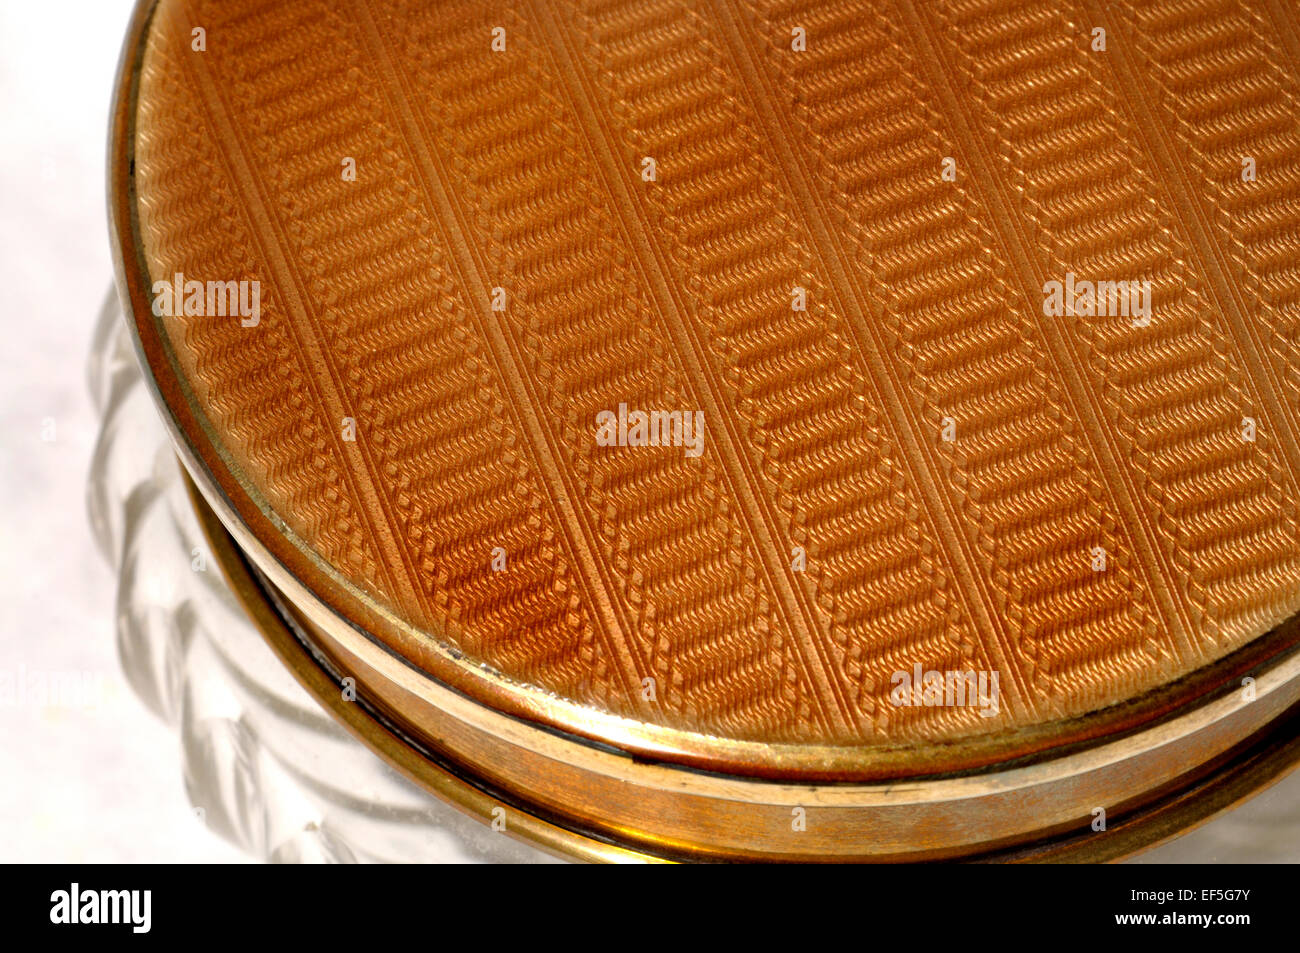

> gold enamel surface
[122,0,1300,779]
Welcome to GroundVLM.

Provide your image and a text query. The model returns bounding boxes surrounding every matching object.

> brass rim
[187,469,1300,862]
[182,471,654,864]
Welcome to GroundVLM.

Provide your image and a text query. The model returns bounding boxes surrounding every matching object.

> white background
[0,0,244,862]
[0,0,1294,863]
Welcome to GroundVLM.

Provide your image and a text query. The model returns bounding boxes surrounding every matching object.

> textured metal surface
[126,0,1300,772]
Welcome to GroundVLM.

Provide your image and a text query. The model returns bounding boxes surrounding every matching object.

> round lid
[113,0,1300,795]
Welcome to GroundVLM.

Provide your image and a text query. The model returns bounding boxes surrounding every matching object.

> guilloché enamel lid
[111,0,1300,859]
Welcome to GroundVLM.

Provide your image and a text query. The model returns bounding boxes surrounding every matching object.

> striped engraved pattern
[1114,0,1300,512]
[734,0,1165,713]
[132,0,1300,751]
[927,0,1300,657]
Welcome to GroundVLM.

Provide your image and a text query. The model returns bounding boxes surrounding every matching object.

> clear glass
[87,289,553,864]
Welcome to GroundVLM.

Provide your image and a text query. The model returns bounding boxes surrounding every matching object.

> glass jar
[88,288,555,863]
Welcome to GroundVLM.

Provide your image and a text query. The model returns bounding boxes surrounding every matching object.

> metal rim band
[187,470,1300,861]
